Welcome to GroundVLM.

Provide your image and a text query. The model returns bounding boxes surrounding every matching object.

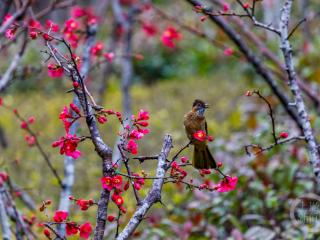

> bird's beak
[204,103,210,109]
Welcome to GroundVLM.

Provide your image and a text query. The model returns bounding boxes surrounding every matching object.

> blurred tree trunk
[97,19,118,105]
[111,2,136,165]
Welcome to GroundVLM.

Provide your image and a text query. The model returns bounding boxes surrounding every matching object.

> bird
[183,99,217,169]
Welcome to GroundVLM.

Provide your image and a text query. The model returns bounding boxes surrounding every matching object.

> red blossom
[97,116,107,124]
[76,199,93,211]
[53,210,68,222]
[66,222,79,236]
[215,176,238,192]
[112,193,124,206]
[0,97,3,106]
[279,132,289,139]
[199,169,211,176]
[46,20,59,32]
[29,31,38,39]
[112,175,123,189]
[79,222,92,239]
[103,52,115,63]
[43,228,51,238]
[52,134,81,159]
[126,139,138,154]
[59,105,80,133]
[101,176,113,191]
[217,161,223,168]
[28,116,35,124]
[223,48,233,56]
[42,33,53,41]
[129,129,144,139]
[0,172,8,187]
[193,130,206,142]
[47,63,64,78]
[222,2,230,12]
[243,3,250,9]
[142,22,157,37]
[137,109,149,121]
[20,121,28,129]
[161,27,182,49]
[73,82,79,88]
[64,18,79,32]
[180,156,188,163]
[91,42,104,56]
[5,28,17,40]
[207,135,214,142]
[25,135,36,147]
[135,121,149,127]
[107,215,115,222]
[28,19,42,29]
[71,6,87,18]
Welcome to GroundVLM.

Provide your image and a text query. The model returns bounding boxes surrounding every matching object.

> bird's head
[192,99,209,116]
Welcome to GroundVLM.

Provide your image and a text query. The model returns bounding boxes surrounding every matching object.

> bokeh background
[1,0,320,239]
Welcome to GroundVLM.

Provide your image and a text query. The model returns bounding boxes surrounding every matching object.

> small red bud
[73,82,79,88]
[43,228,51,238]
[217,162,223,168]
[107,215,115,222]
[279,132,289,139]
[243,3,250,9]
[29,31,38,39]
[21,121,28,129]
[69,195,74,200]
[43,33,53,41]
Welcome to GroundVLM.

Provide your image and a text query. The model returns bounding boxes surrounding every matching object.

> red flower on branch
[215,176,238,192]
[91,42,104,56]
[103,52,115,63]
[161,27,182,48]
[52,134,81,159]
[53,210,68,222]
[279,131,289,139]
[79,222,92,239]
[112,175,123,190]
[25,135,36,147]
[66,222,78,236]
[101,176,113,191]
[45,20,59,32]
[107,215,115,222]
[193,130,206,142]
[142,22,157,37]
[112,193,124,206]
[47,63,64,78]
[76,199,93,211]
[126,139,138,154]
[71,6,87,18]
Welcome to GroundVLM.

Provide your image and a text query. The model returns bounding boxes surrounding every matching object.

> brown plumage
[183,99,216,169]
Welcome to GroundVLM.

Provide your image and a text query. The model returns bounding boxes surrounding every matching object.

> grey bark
[279,0,320,184]
[116,135,173,240]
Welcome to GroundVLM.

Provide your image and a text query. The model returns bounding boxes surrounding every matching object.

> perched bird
[183,99,217,169]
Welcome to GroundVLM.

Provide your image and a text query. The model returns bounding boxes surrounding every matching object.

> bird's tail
[193,144,217,169]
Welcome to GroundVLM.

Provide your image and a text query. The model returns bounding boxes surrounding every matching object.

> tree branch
[279,0,320,184]
[116,134,173,240]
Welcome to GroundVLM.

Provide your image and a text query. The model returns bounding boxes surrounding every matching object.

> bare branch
[116,135,173,240]
[0,0,31,36]
[279,0,320,184]
[0,31,28,92]
[0,192,11,240]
